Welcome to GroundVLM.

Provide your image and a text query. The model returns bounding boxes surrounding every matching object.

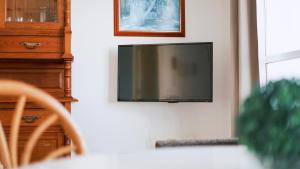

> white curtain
[230,0,260,135]
[238,0,260,102]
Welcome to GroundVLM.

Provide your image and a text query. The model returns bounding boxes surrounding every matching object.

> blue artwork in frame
[114,0,185,37]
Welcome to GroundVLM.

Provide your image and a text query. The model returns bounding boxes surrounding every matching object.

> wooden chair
[0,80,86,169]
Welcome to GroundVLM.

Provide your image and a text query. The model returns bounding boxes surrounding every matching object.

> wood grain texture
[0,64,65,97]
[0,36,64,53]
[4,126,65,164]
[64,60,71,97]
[114,0,185,37]
[0,0,5,28]
[0,29,64,36]
[0,109,61,127]
[0,61,66,97]
[17,132,65,163]
[0,0,76,164]
[43,145,73,160]
[0,53,65,59]
[21,114,58,166]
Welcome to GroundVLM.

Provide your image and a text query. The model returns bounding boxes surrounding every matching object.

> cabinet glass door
[6,0,58,23]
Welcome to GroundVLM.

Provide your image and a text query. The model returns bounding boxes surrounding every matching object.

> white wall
[72,0,236,153]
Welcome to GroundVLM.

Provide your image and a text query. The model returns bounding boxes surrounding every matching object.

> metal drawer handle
[20,42,42,49]
[22,116,39,123]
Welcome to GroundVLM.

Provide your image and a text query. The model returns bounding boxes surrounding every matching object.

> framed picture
[114,0,185,37]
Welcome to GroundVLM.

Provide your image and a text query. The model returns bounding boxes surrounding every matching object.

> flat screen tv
[118,42,213,102]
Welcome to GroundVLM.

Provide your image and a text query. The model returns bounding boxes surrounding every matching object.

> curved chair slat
[10,95,26,168]
[21,114,58,166]
[0,80,87,169]
[43,145,74,161]
[0,123,11,169]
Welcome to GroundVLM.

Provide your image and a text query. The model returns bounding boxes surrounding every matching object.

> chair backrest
[0,80,86,169]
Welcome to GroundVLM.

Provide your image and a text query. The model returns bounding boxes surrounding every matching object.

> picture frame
[114,0,185,37]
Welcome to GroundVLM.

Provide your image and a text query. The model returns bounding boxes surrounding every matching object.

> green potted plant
[237,79,300,169]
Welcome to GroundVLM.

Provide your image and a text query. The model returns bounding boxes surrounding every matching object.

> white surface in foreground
[21,146,264,169]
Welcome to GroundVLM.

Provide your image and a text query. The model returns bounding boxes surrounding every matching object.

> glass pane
[267,58,300,82]
[6,0,58,23]
[266,0,300,56]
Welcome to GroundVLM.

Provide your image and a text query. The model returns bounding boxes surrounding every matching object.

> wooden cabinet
[4,126,65,163]
[0,0,74,163]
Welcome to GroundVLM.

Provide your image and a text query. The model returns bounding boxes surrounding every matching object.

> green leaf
[236,79,300,169]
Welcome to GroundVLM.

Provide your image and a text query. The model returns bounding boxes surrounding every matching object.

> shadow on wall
[108,48,118,102]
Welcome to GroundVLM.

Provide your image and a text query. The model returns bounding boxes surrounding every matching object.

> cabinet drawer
[0,36,64,53]
[4,126,65,163]
[0,61,65,98]
[0,110,60,127]
[18,130,65,163]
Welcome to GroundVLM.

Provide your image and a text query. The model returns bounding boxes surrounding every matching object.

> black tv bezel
[117,42,213,103]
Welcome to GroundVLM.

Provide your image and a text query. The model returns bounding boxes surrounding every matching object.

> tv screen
[118,42,213,102]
